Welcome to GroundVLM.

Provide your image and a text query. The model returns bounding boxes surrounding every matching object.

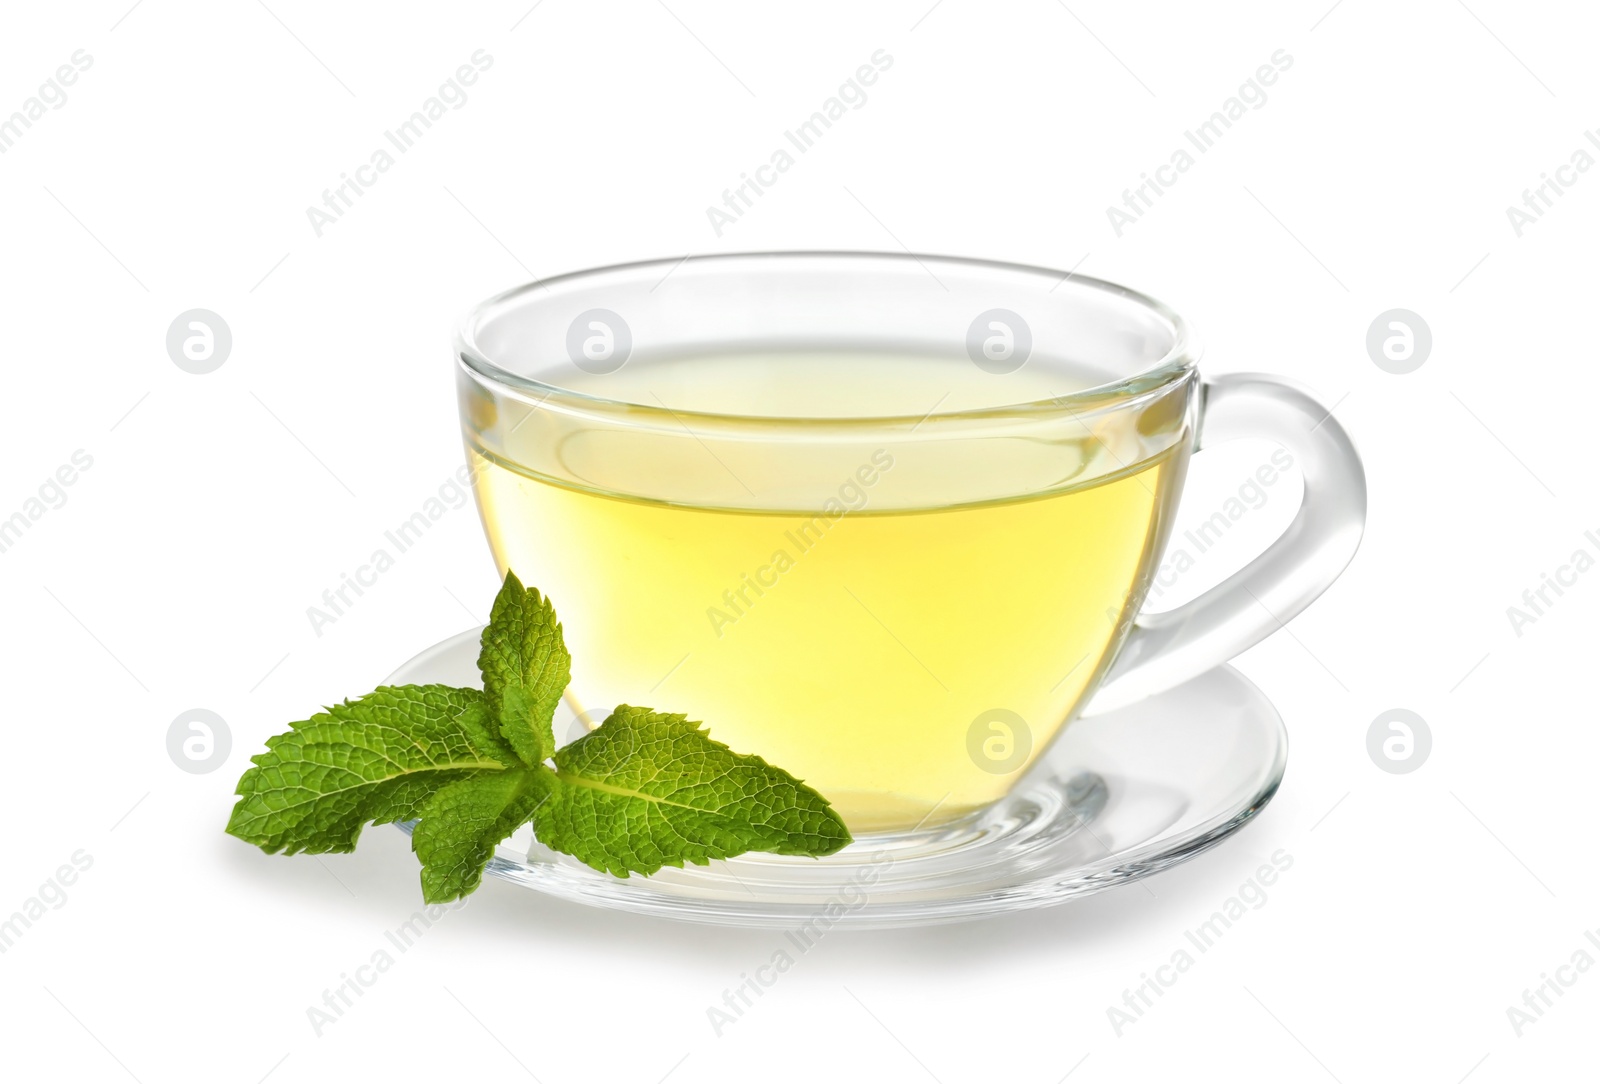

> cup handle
[1082,373,1366,715]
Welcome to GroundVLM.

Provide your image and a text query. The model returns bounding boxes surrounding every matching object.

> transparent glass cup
[455,252,1365,837]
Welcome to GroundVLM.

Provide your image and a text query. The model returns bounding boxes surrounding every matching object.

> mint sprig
[226,572,851,902]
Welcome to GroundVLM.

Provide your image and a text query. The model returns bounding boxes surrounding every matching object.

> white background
[1,1,1595,1081]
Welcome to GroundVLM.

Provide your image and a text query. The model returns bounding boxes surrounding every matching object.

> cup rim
[454,250,1199,428]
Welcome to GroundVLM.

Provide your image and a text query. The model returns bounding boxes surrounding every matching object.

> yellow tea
[464,353,1186,832]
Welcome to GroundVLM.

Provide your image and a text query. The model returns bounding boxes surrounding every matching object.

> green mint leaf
[227,574,856,903]
[226,685,516,855]
[533,706,851,877]
[411,768,551,903]
[478,570,571,767]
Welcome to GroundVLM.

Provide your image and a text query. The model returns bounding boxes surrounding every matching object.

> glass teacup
[455,252,1364,835]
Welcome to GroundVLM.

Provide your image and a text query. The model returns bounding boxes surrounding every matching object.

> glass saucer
[389,629,1286,929]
